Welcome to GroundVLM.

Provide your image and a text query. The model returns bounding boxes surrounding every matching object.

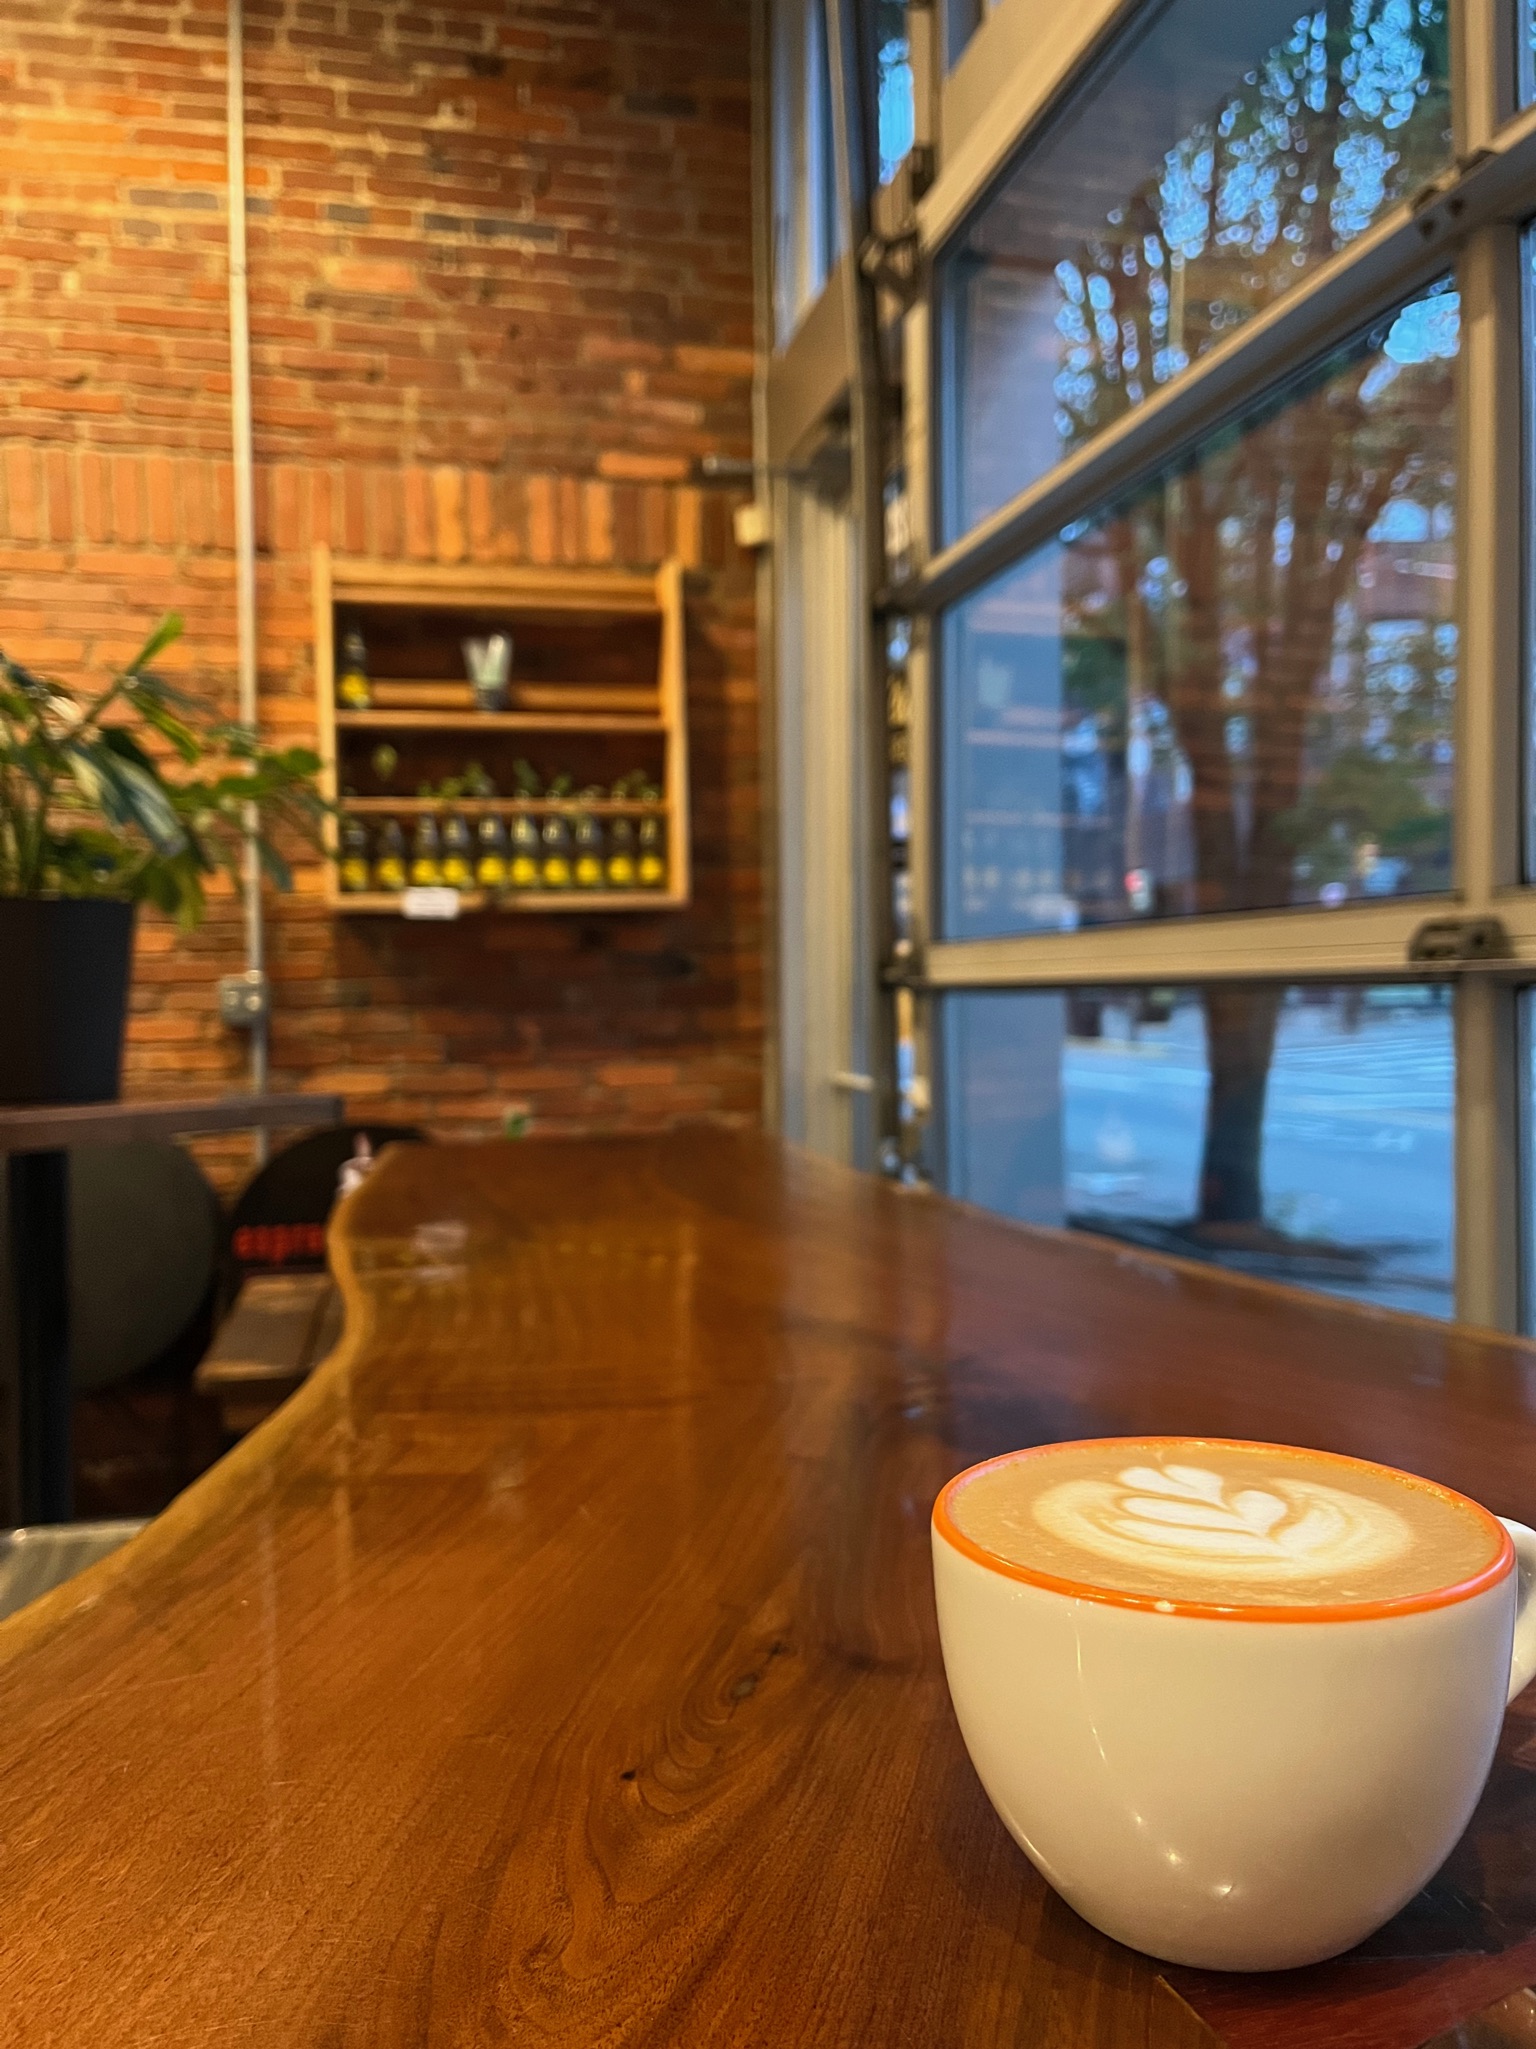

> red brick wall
[0,0,761,1176]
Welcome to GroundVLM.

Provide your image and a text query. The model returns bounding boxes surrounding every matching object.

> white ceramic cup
[931,1437,1536,1972]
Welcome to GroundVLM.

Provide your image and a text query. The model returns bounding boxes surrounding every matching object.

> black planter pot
[0,897,136,1106]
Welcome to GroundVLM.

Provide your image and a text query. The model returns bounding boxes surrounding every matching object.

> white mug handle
[1499,1519,1536,1704]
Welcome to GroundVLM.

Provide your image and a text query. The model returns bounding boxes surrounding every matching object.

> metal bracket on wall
[696,449,854,496]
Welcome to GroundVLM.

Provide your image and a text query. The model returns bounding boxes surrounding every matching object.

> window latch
[1406,916,1512,964]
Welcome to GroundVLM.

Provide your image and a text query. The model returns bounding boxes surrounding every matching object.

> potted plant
[0,614,325,1105]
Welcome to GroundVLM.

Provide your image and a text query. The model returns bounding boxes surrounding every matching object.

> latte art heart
[1033,1462,1413,1581]
[946,1439,1502,1607]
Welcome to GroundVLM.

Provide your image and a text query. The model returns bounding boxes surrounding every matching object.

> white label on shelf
[402,887,462,921]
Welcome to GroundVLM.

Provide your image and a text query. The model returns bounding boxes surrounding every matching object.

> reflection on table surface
[1424,1985,1536,2044]
[9,1133,1536,2046]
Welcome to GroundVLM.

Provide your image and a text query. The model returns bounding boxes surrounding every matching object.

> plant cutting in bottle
[540,772,574,888]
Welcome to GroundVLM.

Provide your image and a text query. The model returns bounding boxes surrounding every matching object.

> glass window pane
[942,982,1454,1317]
[945,0,985,70]
[877,2,915,184]
[774,0,842,346]
[939,281,1458,940]
[1525,230,1536,883]
[937,0,1453,542]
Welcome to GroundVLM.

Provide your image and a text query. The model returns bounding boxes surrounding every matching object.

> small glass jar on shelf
[637,786,666,889]
[605,805,636,888]
[509,811,541,888]
[509,758,543,889]
[336,626,371,710]
[540,772,574,889]
[441,813,475,890]
[338,812,372,893]
[373,819,407,892]
[409,811,443,886]
[475,813,510,888]
[573,789,606,889]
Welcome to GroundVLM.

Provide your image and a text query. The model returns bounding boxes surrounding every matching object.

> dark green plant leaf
[255,837,293,891]
[128,613,185,672]
[1,619,323,923]
[126,695,202,763]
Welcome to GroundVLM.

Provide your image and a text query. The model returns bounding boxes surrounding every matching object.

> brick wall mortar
[0,0,761,1179]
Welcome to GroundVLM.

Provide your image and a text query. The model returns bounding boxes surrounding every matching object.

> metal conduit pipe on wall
[226,0,269,1153]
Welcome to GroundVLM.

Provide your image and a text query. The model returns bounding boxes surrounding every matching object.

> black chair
[0,1141,224,1524]
[227,1123,427,1277]
[196,1124,428,1439]
[0,1140,222,1395]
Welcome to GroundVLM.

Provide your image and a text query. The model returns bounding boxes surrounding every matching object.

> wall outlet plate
[218,969,270,1027]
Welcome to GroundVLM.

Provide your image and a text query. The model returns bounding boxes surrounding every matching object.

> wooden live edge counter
[5,1134,1536,2047]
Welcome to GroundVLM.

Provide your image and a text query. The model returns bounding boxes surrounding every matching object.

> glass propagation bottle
[409,813,443,886]
[540,809,573,889]
[338,814,372,893]
[373,818,407,892]
[509,810,541,888]
[509,757,543,888]
[440,813,474,890]
[540,773,574,888]
[573,789,605,889]
[475,813,510,888]
[605,810,636,888]
[336,626,371,710]
[637,786,666,889]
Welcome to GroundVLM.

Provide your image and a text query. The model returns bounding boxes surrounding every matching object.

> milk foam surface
[947,1441,1500,1606]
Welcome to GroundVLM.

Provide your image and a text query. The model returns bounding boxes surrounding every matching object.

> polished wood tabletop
[6,1133,1536,2047]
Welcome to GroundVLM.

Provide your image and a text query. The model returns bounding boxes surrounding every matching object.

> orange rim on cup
[933,1436,1515,1623]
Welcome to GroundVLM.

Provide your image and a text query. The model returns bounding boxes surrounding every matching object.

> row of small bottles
[338,807,667,894]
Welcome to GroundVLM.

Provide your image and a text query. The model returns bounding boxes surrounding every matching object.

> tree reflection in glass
[942,984,1454,1315]
[941,0,1452,538]
[941,277,1458,942]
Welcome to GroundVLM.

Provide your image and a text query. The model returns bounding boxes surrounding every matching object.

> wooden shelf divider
[342,796,668,817]
[334,709,665,735]
[335,890,681,915]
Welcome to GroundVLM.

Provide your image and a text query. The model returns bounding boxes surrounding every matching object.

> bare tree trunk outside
[1197,986,1285,1230]
[981,2,1454,1268]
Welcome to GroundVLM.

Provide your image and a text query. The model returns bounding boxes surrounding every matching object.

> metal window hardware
[832,1071,878,1094]
[864,147,934,305]
[1406,916,1512,964]
[881,941,930,990]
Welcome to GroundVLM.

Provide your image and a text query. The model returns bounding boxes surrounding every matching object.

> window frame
[897,0,1536,1328]
[772,0,842,347]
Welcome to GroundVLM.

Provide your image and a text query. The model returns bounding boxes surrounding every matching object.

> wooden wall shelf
[342,797,668,817]
[334,890,675,916]
[333,710,666,735]
[312,547,691,916]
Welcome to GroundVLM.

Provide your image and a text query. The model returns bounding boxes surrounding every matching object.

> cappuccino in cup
[949,1438,1497,1610]
[932,1437,1536,1971]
